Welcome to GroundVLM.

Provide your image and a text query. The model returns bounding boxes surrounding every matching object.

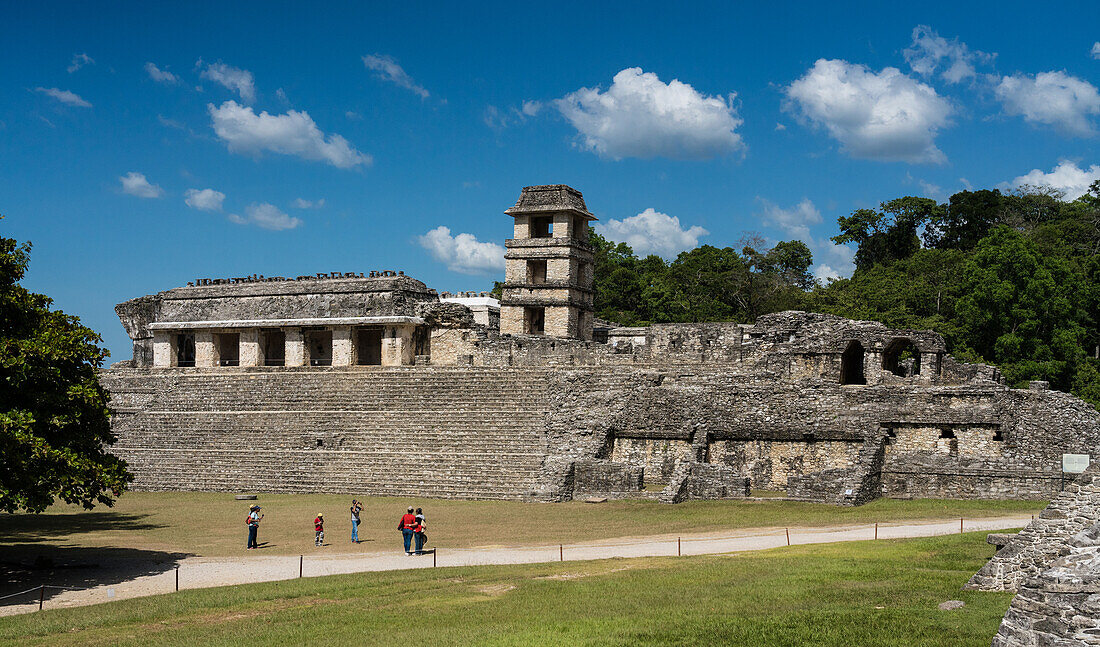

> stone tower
[500,184,596,340]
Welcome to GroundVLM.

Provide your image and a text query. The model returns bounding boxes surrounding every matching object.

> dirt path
[0,514,1030,617]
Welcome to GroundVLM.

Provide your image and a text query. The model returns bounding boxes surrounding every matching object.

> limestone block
[239,329,262,367]
[152,330,174,367]
[332,326,354,366]
[499,307,524,335]
[195,331,216,367]
[284,328,307,367]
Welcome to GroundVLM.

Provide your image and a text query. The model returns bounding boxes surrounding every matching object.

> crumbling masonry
[101,185,1100,504]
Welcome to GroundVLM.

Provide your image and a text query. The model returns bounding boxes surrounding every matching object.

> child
[314,513,324,546]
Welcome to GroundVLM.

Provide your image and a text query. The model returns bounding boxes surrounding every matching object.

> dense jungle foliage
[585,183,1100,408]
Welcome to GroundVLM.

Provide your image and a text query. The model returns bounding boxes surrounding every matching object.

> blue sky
[2,1,1099,361]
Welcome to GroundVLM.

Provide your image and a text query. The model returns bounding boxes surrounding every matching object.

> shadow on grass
[0,544,192,607]
[0,511,166,544]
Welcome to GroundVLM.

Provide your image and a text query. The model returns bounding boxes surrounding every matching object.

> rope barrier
[0,587,45,601]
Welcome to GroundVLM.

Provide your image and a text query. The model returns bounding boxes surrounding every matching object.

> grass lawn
[0,492,1044,558]
[0,532,1014,646]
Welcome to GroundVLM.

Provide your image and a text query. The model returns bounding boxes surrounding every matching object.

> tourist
[246,505,262,550]
[350,499,362,543]
[414,511,427,555]
[398,506,417,555]
[314,513,325,547]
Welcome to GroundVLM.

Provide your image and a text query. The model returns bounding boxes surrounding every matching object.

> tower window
[527,259,547,284]
[530,216,552,238]
[524,307,545,335]
[939,428,955,439]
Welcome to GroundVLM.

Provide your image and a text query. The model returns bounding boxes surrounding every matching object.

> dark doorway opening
[357,328,383,365]
[215,333,239,366]
[306,329,333,366]
[840,340,866,385]
[262,329,285,366]
[176,333,196,367]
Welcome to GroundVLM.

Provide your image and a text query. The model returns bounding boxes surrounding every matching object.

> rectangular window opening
[527,259,547,285]
[524,306,545,335]
[530,216,552,238]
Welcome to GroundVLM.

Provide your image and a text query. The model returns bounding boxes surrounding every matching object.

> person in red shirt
[314,513,324,547]
[397,506,416,555]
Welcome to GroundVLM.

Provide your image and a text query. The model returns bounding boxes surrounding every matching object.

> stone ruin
[968,465,1100,644]
[101,184,1100,505]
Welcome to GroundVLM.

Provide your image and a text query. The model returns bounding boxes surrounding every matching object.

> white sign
[1063,454,1091,474]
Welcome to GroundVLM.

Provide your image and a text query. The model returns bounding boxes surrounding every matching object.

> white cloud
[145,62,178,84]
[418,226,505,275]
[119,172,164,198]
[784,59,953,164]
[1005,160,1100,200]
[67,52,94,73]
[994,71,1100,136]
[362,54,429,99]
[208,100,371,168]
[35,87,92,108]
[903,25,994,84]
[1092,42,1100,60]
[597,208,708,258]
[521,100,542,116]
[200,62,256,103]
[184,188,225,211]
[291,198,325,209]
[555,67,745,160]
[228,203,302,231]
[345,110,362,120]
[758,198,855,281]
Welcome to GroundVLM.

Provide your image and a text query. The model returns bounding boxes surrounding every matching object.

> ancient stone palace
[101,184,1100,504]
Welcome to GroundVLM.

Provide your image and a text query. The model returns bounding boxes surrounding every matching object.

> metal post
[299,555,303,578]
[875,523,878,540]
[38,585,45,611]
[785,528,790,546]
[960,518,964,533]
[175,566,179,591]
[559,544,563,562]
[678,537,681,556]
[433,550,436,568]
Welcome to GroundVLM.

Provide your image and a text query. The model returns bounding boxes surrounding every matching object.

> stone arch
[882,338,921,377]
[840,340,866,385]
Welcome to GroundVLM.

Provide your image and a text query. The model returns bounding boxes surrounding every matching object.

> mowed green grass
[0,492,1044,557]
[0,532,1013,646]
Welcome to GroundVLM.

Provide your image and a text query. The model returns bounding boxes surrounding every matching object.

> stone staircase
[102,368,552,499]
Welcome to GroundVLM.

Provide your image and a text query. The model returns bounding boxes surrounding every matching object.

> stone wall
[967,464,1100,592]
[991,522,1100,645]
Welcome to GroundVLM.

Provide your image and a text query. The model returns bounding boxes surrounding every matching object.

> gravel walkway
[0,514,1031,617]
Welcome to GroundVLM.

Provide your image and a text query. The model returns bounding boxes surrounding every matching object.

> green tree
[833,197,942,270]
[0,233,131,513]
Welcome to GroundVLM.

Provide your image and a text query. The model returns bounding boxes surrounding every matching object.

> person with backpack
[397,506,416,555]
[246,505,263,550]
[350,499,362,543]
[314,513,325,547]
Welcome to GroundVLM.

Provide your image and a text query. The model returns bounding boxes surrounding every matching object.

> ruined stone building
[102,184,1100,504]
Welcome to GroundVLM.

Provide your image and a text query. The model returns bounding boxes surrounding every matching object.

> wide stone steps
[101,366,555,499]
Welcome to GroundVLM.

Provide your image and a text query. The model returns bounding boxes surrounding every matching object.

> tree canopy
[0,231,131,513]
